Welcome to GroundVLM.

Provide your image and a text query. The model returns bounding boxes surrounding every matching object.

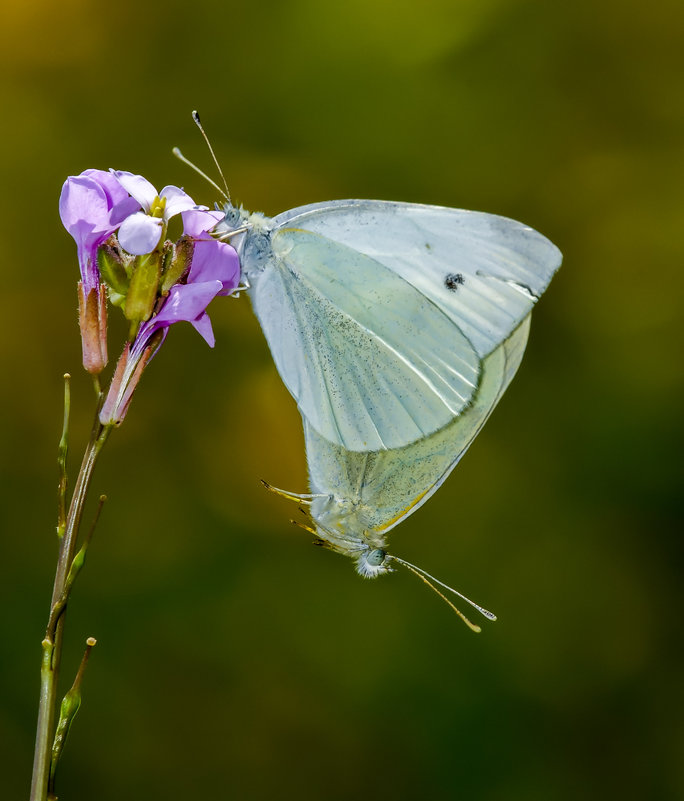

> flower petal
[59,175,113,240]
[160,185,198,220]
[181,208,223,238]
[152,281,223,327]
[188,239,240,295]
[126,279,224,368]
[82,169,132,209]
[118,212,163,255]
[111,170,158,211]
[190,312,216,347]
[110,195,143,226]
[60,174,129,288]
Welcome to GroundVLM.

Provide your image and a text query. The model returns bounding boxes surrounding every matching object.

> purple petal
[60,175,114,239]
[188,239,240,295]
[111,170,158,211]
[129,279,224,357]
[82,169,132,209]
[190,312,216,347]
[118,212,163,255]
[181,208,223,238]
[152,281,223,327]
[110,195,142,226]
[160,185,197,220]
[59,175,124,287]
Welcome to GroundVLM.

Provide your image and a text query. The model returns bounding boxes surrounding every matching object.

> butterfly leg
[260,479,327,505]
[289,518,319,536]
[216,225,249,241]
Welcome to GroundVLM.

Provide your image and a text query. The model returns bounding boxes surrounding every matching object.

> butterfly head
[356,547,392,579]
[218,204,246,229]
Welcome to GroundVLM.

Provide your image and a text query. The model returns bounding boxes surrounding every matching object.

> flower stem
[56,374,70,539]
[30,400,112,801]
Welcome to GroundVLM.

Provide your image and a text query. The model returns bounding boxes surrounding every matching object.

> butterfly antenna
[172,146,228,202]
[389,555,497,627]
[192,110,231,205]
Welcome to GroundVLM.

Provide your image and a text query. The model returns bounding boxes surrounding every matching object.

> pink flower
[99,209,240,425]
[59,170,140,291]
[60,165,242,398]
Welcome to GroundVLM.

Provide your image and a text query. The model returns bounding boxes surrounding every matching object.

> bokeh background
[1,1,682,799]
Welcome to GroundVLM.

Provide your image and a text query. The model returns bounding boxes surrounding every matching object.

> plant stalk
[29,408,111,801]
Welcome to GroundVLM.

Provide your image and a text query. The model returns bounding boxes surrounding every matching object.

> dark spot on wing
[445,273,465,291]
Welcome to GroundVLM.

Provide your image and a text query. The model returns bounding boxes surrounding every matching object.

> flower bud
[100,331,164,426]
[97,239,129,307]
[124,251,162,323]
[161,235,194,293]
[77,283,108,375]
[99,344,129,425]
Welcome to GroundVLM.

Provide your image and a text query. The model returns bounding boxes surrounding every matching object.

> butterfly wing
[306,315,531,540]
[270,200,561,359]
[244,200,561,452]
[248,228,480,451]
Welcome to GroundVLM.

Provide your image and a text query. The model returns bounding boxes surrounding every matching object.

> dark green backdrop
[2,1,682,799]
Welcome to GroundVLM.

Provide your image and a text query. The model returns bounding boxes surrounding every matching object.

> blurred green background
[1,0,682,799]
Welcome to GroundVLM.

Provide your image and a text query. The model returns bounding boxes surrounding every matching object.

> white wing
[248,229,480,451]
[244,200,561,451]
[306,316,531,540]
[271,200,561,359]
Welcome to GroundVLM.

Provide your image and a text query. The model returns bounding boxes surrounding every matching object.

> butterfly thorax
[310,493,390,578]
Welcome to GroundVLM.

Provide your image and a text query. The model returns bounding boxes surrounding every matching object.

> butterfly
[178,114,561,627]
[214,199,561,628]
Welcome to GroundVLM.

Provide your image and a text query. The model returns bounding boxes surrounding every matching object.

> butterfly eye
[366,549,387,567]
[221,206,242,227]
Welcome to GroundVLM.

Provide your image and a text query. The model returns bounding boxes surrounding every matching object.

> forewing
[271,200,561,359]
[249,229,480,451]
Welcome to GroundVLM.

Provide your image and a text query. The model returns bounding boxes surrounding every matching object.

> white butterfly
[217,199,561,628]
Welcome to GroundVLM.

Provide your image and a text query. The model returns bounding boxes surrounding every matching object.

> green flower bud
[124,251,162,323]
[97,241,129,298]
[161,235,195,293]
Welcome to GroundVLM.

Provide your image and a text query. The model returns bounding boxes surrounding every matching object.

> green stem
[29,407,112,801]
[56,375,70,539]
